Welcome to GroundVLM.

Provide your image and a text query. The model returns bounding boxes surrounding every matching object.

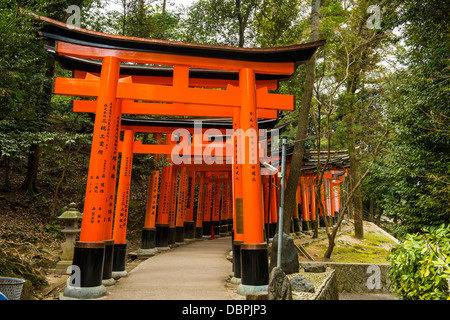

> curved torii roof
[34,13,328,152]
[34,13,325,68]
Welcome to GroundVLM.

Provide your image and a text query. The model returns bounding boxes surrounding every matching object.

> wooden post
[141,133,162,251]
[195,172,205,238]
[184,170,196,239]
[212,178,221,238]
[269,174,278,237]
[238,68,268,293]
[175,166,188,243]
[72,56,120,296]
[156,159,172,249]
[232,107,244,281]
[202,180,213,238]
[168,166,178,244]
[112,130,134,276]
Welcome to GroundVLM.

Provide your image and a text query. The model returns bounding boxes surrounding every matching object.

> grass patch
[300,225,397,263]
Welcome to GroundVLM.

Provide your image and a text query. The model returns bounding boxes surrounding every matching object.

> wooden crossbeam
[72,100,278,119]
[54,78,294,110]
[74,71,280,90]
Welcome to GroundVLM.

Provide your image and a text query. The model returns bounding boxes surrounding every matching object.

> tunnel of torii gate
[33,13,329,298]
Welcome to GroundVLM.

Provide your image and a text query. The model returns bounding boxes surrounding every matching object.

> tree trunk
[345,112,364,239]
[20,143,40,195]
[282,0,320,234]
[235,0,245,47]
[369,198,374,222]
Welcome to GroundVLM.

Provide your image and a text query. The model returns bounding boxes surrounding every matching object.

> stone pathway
[104,237,236,300]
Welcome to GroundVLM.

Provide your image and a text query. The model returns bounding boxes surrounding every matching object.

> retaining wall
[300,262,392,294]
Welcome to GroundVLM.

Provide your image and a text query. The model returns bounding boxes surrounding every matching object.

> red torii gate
[36,13,324,299]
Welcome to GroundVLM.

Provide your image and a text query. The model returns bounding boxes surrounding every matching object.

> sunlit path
[105,237,234,300]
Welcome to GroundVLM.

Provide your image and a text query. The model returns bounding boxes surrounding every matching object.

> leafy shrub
[387,225,450,300]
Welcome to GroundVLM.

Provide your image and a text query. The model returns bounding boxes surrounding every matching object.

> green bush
[387,225,450,300]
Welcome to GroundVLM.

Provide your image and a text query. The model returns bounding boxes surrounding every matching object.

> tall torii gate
[35,13,324,299]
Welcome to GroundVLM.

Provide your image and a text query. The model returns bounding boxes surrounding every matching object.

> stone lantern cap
[57,203,83,220]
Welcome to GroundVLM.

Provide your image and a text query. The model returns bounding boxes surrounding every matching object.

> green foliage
[364,0,450,237]
[387,225,450,300]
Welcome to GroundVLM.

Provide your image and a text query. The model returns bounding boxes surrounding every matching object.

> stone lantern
[55,203,83,274]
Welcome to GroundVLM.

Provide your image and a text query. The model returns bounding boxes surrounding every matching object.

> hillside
[294,220,399,264]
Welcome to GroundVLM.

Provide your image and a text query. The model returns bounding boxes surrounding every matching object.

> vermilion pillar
[212,179,221,237]
[184,170,196,239]
[311,181,317,229]
[71,56,120,296]
[227,181,233,233]
[263,177,270,238]
[300,177,311,231]
[238,68,268,294]
[156,162,172,249]
[292,185,301,233]
[195,172,205,238]
[232,107,244,282]
[219,181,229,236]
[141,133,162,251]
[202,181,213,238]
[269,174,278,237]
[168,166,178,244]
[175,166,188,243]
[112,130,134,277]
[102,98,122,286]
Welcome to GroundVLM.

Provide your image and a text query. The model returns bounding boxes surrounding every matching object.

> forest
[0,0,449,300]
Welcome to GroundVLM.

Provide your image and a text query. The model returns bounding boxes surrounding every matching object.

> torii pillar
[184,170,196,239]
[65,56,120,299]
[111,130,135,279]
[237,68,268,295]
[195,172,206,238]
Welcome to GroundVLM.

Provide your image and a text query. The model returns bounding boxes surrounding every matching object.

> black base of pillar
[268,223,277,238]
[319,216,326,227]
[175,226,185,243]
[112,243,127,272]
[240,244,269,286]
[195,226,203,239]
[219,219,228,236]
[228,218,233,232]
[102,240,114,280]
[168,227,176,244]
[184,221,195,239]
[72,242,105,288]
[155,224,169,248]
[212,220,219,237]
[302,220,311,231]
[141,228,156,249]
[232,240,242,279]
[293,218,301,233]
[202,221,211,236]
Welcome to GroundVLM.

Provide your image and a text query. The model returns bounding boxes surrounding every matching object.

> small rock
[268,267,293,300]
[269,232,299,275]
[302,263,326,273]
[290,275,315,293]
